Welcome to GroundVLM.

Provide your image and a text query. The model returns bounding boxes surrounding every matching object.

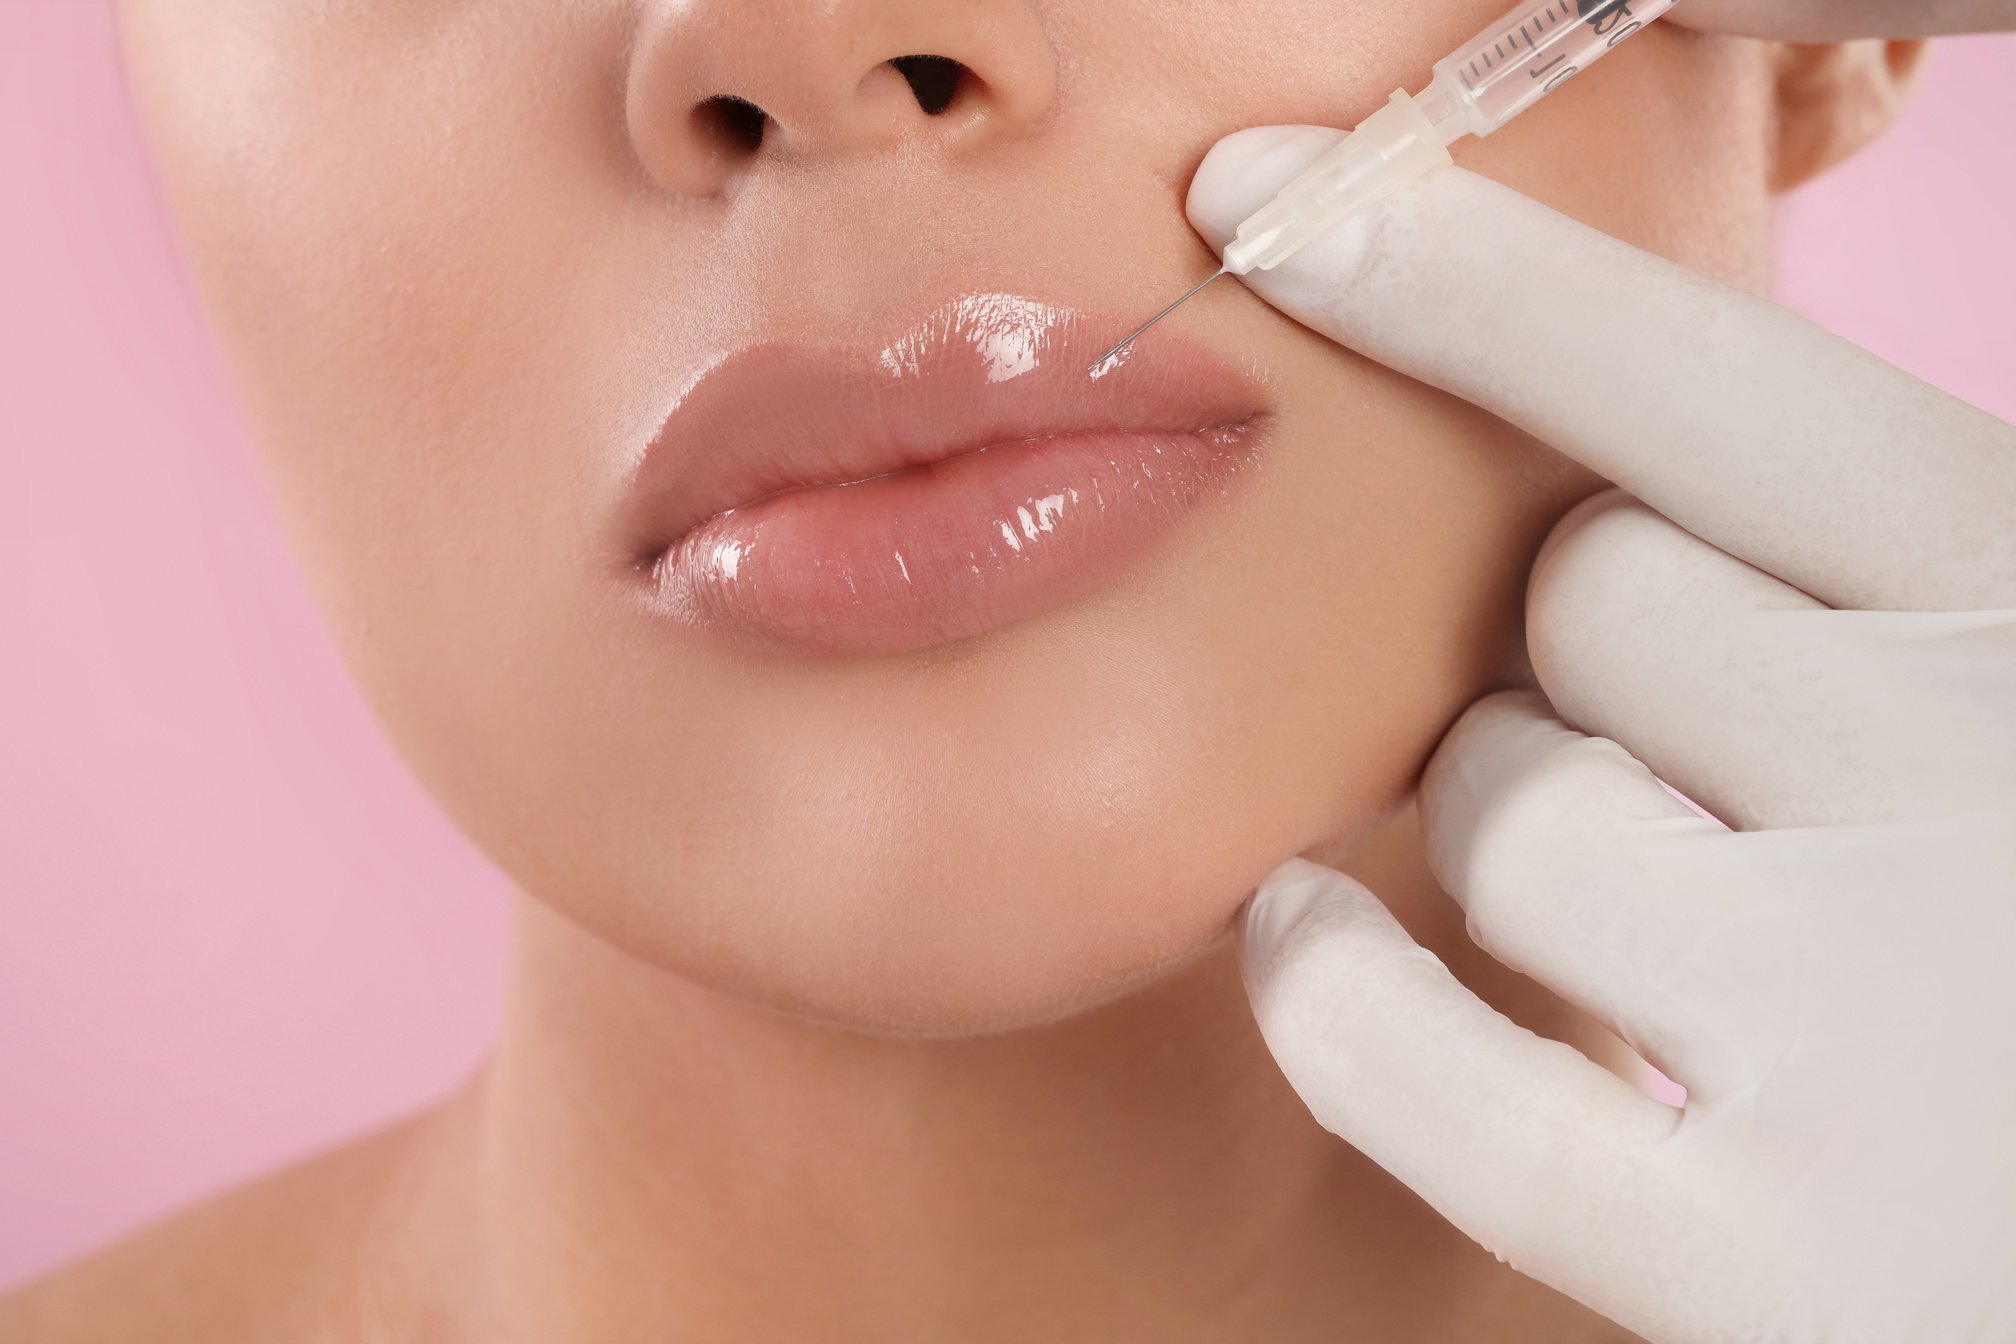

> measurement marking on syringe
[1469,0,1622,85]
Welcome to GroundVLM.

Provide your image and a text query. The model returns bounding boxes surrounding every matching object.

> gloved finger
[1671,0,2016,39]
[1528,492,2016,829]
[1241,858,1750,1343]
[1419,688,1817,1100]
[1185,129,2016,614]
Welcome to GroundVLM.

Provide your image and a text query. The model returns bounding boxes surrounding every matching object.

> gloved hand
[1186,47,2016,1344]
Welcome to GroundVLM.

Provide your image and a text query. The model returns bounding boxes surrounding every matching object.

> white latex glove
[1188,105,2016,1344]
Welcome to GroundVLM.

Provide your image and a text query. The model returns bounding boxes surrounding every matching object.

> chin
[529,804,1324,1039]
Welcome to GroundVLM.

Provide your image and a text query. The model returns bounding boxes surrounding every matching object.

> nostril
[677,57,975,174]
[691,95,768,154]
[889,55,971,116]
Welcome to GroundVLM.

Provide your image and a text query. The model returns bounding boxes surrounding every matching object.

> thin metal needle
[1087,269,1228,376]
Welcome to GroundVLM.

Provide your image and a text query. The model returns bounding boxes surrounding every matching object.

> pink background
[3,0,2012,1289]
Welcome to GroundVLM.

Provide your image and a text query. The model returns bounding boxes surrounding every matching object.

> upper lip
[619,292,1269,564]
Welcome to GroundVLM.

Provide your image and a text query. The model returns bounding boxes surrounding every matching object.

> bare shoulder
[0,1111,447,1343]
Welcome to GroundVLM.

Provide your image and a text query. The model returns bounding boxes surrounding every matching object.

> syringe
[1092,0,1681,371]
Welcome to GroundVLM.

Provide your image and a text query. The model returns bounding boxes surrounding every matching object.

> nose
[626,0,1057,197]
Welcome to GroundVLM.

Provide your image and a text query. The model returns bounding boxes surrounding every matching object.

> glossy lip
[619,292,1273,658]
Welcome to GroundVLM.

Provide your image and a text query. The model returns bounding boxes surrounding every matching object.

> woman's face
[120,0,1775,1034]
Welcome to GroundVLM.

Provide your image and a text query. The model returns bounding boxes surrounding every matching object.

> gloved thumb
[1183,122,1557,392]
[1185,125,1382,329]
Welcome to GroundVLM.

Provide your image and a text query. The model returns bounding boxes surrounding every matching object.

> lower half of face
[122,0,1777,1034]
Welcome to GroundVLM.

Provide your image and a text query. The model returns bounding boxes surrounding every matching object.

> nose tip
[627,0,1056,198]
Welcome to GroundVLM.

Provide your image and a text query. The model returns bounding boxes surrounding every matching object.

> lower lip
[640,420,1263,658]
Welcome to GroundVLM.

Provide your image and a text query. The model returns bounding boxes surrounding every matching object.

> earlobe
[1771,39,1931,193]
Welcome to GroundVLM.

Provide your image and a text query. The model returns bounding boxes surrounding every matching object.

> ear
[1772,39,1932,192]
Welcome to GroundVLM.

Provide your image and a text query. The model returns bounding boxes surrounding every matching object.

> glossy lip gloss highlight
[620,294,1272,659]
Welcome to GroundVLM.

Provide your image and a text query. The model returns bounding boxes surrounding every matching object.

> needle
[1087,268,1229,376]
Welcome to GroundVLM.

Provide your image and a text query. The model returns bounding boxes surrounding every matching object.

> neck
[392,802,1638,1342]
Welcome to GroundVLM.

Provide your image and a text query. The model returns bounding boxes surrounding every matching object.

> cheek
[123,3,656,790]
[1463,29,1778,289]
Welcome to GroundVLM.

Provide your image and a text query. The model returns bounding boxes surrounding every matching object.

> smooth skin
[4,1,1927,1339]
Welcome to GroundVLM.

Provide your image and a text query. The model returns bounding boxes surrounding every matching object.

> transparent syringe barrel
[1427,0,1681,139]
